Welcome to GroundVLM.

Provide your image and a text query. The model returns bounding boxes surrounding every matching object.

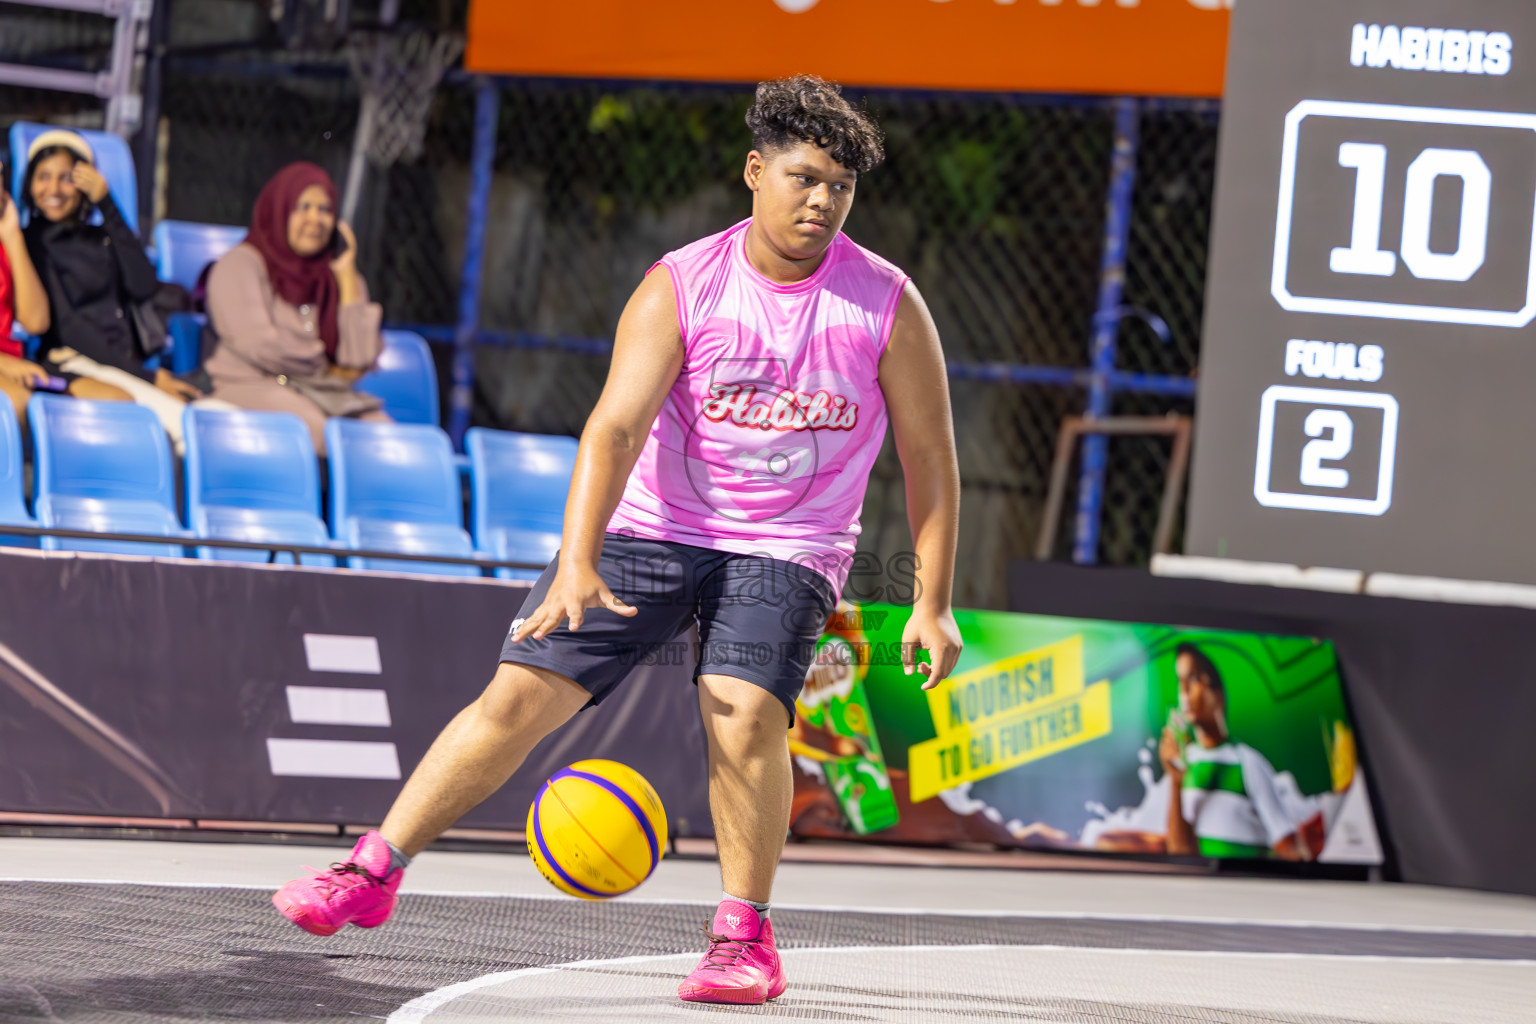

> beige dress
[204,243,386,452]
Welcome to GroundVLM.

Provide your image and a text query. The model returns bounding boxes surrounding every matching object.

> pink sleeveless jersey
[607,218,909,597]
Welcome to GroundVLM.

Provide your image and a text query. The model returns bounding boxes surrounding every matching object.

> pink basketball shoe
[272,831,403,937]
[677,899,787,1005]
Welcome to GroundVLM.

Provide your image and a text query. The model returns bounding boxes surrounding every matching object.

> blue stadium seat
[357,330,439,425]
[325,418,479,576]
[28,394,186,558]
[152,220,245,291]
[467,428,576,581]
[152,223,243,374]
[165,312,207,375]
[9,122,139,233]
[0,399,38,548]
[183,406,334,567]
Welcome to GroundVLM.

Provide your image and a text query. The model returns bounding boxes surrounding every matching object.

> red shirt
[0,242,18,358]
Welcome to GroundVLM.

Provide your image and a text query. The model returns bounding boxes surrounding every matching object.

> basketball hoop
[347,29,464,167]
[339,28,463,222]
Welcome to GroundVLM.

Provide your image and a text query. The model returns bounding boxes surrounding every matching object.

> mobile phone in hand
[328,229,350,259]
[34,376,69,394]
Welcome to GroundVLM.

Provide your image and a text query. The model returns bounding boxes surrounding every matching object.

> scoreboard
[1187,0,1536,584]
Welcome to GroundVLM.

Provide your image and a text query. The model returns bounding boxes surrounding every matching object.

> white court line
[387,951,699,1024]
[5,875,1536,938]
[386,943,1536,1024]
[0,877,274,891]
[709,900,1536,938]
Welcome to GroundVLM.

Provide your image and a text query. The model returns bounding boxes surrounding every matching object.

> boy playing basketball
[273,74,962,1006]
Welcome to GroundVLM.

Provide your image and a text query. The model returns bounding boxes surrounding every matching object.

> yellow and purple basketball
[526,759,668,899]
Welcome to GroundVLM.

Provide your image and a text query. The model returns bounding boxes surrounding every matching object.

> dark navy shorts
[499,533,837,720]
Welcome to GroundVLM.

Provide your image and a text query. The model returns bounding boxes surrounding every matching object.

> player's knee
[476,661,586,732]
[702,679,789,751]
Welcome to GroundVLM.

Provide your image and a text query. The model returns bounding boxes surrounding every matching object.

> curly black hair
[745,75,885,174]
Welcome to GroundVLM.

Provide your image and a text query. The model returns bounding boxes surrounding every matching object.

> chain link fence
[0,1,118,130]
[160,60,358,224]
[1,7,1220,609]
[449,84,1214,606]
[1100,105,1220,569]
[0,3,116,66]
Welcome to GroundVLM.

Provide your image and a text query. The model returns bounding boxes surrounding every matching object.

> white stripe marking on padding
[285,686,392,727]
[266,738,401,779]
[302,634,383,674]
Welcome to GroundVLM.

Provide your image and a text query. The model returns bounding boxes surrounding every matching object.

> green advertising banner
[789,605,1382,864]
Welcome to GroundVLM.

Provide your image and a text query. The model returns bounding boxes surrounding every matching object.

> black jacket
[25,194,160,382]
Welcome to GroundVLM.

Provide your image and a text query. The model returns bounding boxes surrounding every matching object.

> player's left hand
[901,606,962,690]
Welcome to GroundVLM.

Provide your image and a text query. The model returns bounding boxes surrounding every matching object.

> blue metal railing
[398,321,1197,403]
[447,77,501,449]
[1075,97,1142,565]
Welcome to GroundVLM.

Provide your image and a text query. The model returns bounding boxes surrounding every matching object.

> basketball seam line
[530,785,606,898]
[553,767,661,870]
[546,780,647,888]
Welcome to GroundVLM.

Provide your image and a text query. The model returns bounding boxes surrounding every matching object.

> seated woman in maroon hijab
[204,162,387,452]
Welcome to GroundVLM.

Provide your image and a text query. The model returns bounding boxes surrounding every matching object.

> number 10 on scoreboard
[1272,100,1536,328]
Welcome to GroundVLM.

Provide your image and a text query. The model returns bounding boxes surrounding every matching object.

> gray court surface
[4,837,1536,1023]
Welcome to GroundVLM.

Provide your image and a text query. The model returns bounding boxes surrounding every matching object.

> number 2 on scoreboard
[1300,409,1354,489]
[1254,386,1399,516]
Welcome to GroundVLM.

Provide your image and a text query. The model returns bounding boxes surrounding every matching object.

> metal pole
[133,0,169,231]
[104,0,151,135]
[0,64,104,95]
[1072,97,1140,565]
[4,0,123,12]
[448,76,499,448]
[340,91,379,226]
[340,0,400,226]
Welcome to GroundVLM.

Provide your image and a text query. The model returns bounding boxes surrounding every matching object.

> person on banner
[0,176,58,419]
[22,131,224,446]
[203,162,387,453]
[271,75,963,1006]
[1159,643,1322,860]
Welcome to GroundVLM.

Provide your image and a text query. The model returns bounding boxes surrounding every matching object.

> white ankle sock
[723,891,770,917]
[384,839,413,873]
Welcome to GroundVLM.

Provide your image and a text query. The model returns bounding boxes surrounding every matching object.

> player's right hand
[508,564,636,641]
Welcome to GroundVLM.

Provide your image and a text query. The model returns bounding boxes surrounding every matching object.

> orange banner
[466,0,1231,98]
